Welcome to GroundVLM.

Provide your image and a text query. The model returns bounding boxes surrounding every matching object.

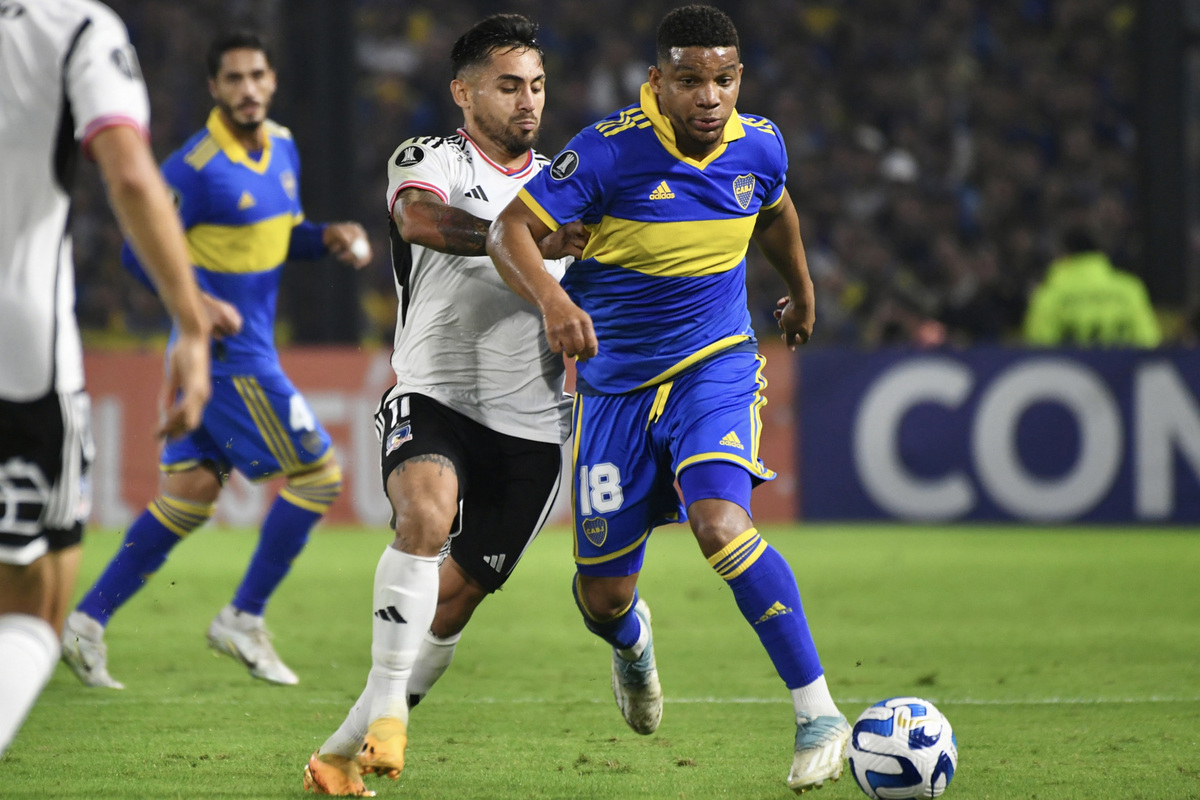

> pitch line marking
[48,694,1200,707]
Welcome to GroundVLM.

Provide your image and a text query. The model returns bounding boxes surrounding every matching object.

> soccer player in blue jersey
[489,5,849,793]
[61,31,373,689]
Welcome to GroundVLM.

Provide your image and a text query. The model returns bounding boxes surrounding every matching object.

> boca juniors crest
[733,174,756,210]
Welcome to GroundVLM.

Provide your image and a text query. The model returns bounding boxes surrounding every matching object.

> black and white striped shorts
[0,390,92,565]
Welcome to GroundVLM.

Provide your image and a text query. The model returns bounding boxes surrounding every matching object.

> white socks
[408,629,461,705]
[0,614,61,756]
[366,546,439,724]
[319,628,461,759]
[791,674,841,720]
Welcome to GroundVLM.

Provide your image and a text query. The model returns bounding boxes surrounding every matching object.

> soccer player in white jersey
[0,0,211,756]
[303,14,586,795]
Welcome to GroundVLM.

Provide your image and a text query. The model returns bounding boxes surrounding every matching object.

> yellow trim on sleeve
[517,188,562,232]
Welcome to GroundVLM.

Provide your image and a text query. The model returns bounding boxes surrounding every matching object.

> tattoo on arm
[395,453,457,475]
[397,188,489,256]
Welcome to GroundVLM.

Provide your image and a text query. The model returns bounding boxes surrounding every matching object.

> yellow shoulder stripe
[183,136,220,171]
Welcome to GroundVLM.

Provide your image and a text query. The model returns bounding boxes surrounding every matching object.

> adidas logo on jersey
[719,430,744,450]
[648,180,675,200]
[754,601,793,625]
[483,553,507,572]
[237,190,256,210]
[465,185,489,201]
[375,606,407,623]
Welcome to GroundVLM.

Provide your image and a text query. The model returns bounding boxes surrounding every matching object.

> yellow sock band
[147,494,215,537]
[707,527,767,581]
[281,463,343,513]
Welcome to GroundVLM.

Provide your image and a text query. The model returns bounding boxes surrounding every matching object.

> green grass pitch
[3,524,1198,799]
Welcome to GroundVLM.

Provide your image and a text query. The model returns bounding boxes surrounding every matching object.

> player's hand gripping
[324,222,373,268]
[200,292,243,338]
[159,328,211,439]
[538,220,590,260]
[542,293,598,361]
[774,293,815,349]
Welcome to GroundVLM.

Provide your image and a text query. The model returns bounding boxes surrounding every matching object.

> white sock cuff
[424,629,462,647]
[791,674,840,720]
[0,614,60,664]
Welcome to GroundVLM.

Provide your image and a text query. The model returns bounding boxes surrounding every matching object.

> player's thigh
[164,370,334,482]
[376,392,466,544]
[450,429,561,593]
[572,390,683,578]
[666,351,776,487]
[0,391,91,571]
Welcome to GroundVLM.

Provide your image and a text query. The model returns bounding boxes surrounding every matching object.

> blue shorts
[572,350,775,577]
[161,368,332,481]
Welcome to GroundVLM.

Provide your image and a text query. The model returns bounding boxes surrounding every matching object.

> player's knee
[574,574,634,622]
[282,460,343,514]
[688,499,752,558]
[148,494,216,537]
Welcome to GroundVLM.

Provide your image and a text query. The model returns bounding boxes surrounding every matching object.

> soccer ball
[847,697,957,799]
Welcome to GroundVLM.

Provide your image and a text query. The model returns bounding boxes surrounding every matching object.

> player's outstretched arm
[393,186,491,256]
[322,222,373,268]
[487,198,597,360]
[91,125,211,437]
[753,188,816,349]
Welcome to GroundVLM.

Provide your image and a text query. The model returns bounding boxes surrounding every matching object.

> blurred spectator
[73,0,1144,350]
[1023,226,1161,347]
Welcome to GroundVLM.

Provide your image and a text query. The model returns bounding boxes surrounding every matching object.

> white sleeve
[66,5,150,154]
[386,137,456,218]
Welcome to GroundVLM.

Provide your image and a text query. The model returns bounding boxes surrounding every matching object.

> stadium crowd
[73,0,1142,347]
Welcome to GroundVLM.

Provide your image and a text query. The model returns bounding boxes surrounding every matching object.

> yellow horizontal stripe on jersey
[632,335,750,391]
[582,214,757,277]
[518,188,562,232]
[186,212,298,274]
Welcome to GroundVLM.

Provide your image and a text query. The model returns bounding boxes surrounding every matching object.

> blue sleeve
[761,120,788,209]
[288,219,328,260]
[521,128,614,227]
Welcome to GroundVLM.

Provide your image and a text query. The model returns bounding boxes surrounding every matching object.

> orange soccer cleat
[303,752,375,797]
[357,717,407,780]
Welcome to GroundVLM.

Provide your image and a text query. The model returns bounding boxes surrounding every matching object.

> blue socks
[709,528,824,689]
[77,495,213,624]
[572,574,642,651]
[231,494,321,615]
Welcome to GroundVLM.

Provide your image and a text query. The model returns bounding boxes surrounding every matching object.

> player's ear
[450,78,470,110]
[208,78,218,101]
[648,65,662,95]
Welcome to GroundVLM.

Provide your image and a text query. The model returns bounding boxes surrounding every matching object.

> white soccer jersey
[0,0,150,401]
[385,129,571,445]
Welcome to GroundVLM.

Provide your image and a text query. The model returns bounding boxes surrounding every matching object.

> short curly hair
[451,13,542,78]
[655,5,740,64]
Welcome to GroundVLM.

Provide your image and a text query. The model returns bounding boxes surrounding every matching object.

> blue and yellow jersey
[125,108,326,374]
[518,83,788,395]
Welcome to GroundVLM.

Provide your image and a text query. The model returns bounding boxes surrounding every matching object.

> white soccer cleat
[60,610,124,689]
[610,598,663,735]
[206,605,299,685]
[787,712,851,793]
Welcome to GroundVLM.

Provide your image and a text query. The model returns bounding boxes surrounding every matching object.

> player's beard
[477,112,539,159]
[218,99,267,134]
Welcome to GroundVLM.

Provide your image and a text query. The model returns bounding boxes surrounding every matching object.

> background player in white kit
[303,13,586,795]
[0,0,211,756]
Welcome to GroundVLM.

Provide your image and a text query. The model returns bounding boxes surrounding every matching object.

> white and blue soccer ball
[847,696,957,799]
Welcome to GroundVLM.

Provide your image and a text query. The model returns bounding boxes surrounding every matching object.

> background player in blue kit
[489,5,850,793]
[62,31,373,689]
